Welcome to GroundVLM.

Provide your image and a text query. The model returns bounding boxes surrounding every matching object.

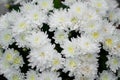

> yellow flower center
[92,32,99,39]
[109,13,113,20]
[105,39,113,46]
[89,24,95,29]
[34,37,40,43]
[85,42,90,47]
[113,58,118,65]
[4,34,11,41]
[6,53,12,61]
[33,13,39,21]
[86,54,92,59]
[30,75,35,80]
[71,17,78,23]
[59,17,65,23]
[69,60,76,68]
[97,3,102,8]
[102,75,108,80]
[19,22,26,29]
[58,34,64,39]
[53,59,60,65]
[39,52,45,57]
[13,57,21,64]
[12,75,20,80]
[26,5,31,10]
[42,2,48,7]
[5,4,10,9]
[68,46,74,54]
[76,7,81,13]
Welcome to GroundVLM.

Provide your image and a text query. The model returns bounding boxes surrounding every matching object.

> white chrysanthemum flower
[0,52,23,74]
[83,8,101,21]
[24,6,47,26]
[48,9,71,30]
[53,29,68,44]
[0,29,14,48]
[69,1,87,18]
[101,21,116,35]
[67,11,81,30]
[51,52,64,71]
[82,29,104,43]
[89,0,109,16]
[14,32,29,48]
[25,30,50,48]
[2,11,22,29]
[0,49,21,74]
[78,36,100,54]
[103,35,119,51]
[39,70,61,80]
[12,54,24,69]
[28,43,55,71]
[2,49,16,63]
[76,63,98,78]
[5,69,25,80]
[106,55,120,73]
[0,14,11,30]
[25,70,39,80]
[63,57,80,76]
[87,32,103,43]
[12,16,31,35]
[98,70,117,80]
[61,39,80,57]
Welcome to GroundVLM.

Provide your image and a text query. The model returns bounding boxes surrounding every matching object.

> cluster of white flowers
[0,0,120,80]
